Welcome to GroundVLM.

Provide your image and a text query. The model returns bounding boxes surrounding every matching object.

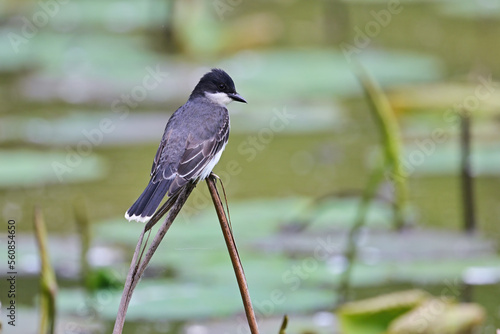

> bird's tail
[125,180,170,223]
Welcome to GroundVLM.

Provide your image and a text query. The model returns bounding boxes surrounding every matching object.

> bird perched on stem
[125,68,246,223]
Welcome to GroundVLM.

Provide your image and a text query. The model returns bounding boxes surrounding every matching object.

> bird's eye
[218,83,226,90]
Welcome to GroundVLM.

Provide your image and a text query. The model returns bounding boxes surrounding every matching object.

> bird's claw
[210,172,220,183]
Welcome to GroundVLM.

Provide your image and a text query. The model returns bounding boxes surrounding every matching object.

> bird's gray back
[151,97,229,181]
[173,98,228,140]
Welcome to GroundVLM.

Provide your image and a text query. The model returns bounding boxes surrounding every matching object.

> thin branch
[206,174,260,334]
[113,183,196,334]
[136,183,193,279]
[113,228,145,334]
[73,197,91,291]
[460,111,476,233]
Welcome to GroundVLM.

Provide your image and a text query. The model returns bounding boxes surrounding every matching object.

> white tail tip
[124,212,151,223]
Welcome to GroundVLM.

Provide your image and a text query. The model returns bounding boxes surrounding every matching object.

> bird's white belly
[199,143,226,180]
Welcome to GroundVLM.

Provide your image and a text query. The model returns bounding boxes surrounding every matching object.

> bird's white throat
[205,92,233,106]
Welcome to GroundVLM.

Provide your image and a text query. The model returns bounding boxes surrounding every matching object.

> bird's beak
[228,92,247,103]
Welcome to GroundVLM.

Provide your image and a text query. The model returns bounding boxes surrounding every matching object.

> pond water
[0,0,499,333]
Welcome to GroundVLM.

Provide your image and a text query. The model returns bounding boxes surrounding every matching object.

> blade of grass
[33,207,57,334]
[278,315,289,334]
[336,159,386,305]
[73,197,91,290]
[352,61,408,230]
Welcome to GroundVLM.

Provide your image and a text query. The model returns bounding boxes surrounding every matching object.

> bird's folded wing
[178,138,218,179]
[148,113,229,196]
[151,137,166,177]
[177,117,229,180]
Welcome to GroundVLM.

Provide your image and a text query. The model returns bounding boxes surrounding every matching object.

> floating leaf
[95,197,500,289]
[338,290,431,334]
[389,82,500,115]
[221,49,443,101]
[57,280,334,321]
[47,0,170,31]
[184,314,336,334]
[388,299,486,334]
[437,1,500,19]
[0,150,106,187]
[403,142,500,176]
[0,103,344,146]
[340,0,450,2]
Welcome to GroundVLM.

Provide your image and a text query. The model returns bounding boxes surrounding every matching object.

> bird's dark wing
[148,111,229,196]
[177,112,229,180]
[125,126,180,221]
[151,130,169,177]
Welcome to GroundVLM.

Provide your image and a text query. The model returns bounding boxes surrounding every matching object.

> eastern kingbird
[125,68,246,223]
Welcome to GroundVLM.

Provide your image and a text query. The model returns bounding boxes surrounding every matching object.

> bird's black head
[190,68,246,105]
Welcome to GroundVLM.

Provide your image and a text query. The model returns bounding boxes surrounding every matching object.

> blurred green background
[0,0,499,333]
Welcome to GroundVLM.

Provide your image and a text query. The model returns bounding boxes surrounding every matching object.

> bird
[125,68,246,223]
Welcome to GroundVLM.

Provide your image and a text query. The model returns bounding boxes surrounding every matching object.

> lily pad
[388,299,486,334]
[339,290,430,334]
[0,306,104,334]
[340,0,452,2]
[388,83,500,115]
[184,314,339,334]
[1,29,184,104]
[12,33,184,105]
[221,49,443,101]
[0,30,161,74]
[0,101,344,146]
[348,256,500,287]
[229,101,346,134]
[0,150,106,187]
[437,1,500,19]
[0,113,171,146]
[339,290,486,334]
[57,279,335,321]
[97,198,305,246]
[98,196,396,244]
[96,197,500,291]
[46,0,170,31]
[402,142,500,176]
[5,194,499,323]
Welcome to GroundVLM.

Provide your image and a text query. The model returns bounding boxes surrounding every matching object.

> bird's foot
[209,172,220,183]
